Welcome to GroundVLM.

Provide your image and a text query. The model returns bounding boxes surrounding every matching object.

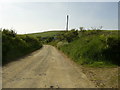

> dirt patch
[81,66,119,88]
[56,46,119,88]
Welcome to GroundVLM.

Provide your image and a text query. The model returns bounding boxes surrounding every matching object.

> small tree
[64,29,78,42]
[79,27,84,31]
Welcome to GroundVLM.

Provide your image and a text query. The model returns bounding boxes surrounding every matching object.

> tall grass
[59,30,119,67]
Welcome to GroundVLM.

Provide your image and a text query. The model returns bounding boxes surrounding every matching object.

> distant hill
[26,31,65,37]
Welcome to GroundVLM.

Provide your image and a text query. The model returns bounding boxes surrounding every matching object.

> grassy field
[26,31,64,37]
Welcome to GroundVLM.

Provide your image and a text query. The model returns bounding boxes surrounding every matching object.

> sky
[0,1,119,34]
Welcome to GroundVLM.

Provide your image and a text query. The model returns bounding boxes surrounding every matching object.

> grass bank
[58,30,119,67]
[2,29,43,65]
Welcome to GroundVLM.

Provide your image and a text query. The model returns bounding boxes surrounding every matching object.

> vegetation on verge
[44,28,119,67]
[2,29,43,65]
[2,27,119,67]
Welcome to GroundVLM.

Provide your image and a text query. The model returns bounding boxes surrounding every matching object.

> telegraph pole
[66,15,69,31]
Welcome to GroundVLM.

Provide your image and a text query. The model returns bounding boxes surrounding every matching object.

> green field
[25,31,64,37]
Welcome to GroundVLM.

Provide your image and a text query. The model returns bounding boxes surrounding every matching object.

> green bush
[56,29,78,42]
[102,36,120,65]
[59,30,119,66]
[2,29,42,65]
[64,29,78,42]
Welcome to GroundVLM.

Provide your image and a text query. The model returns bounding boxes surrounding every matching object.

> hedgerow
[2,29,42,65]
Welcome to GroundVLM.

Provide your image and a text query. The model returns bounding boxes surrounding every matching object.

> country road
[2,45,95,88]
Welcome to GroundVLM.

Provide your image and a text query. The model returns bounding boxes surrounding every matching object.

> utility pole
[66,15,69,31]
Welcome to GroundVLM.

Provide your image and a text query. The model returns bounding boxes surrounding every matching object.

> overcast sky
[0,1,118,34]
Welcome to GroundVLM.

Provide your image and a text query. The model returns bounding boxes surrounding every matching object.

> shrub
[64,29,78,42]
[59,30,119,66]
[102,36,120,65]
[2,29,42,65]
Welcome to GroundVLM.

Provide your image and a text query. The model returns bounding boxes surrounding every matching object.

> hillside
[26,31,64,37]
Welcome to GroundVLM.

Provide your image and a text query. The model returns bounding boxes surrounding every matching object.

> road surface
[2,45,95,88]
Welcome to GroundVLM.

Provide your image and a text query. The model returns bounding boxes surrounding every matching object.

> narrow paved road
[3,45,95,88]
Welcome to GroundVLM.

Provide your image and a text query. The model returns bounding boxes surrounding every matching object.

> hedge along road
[2,45,95,88]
